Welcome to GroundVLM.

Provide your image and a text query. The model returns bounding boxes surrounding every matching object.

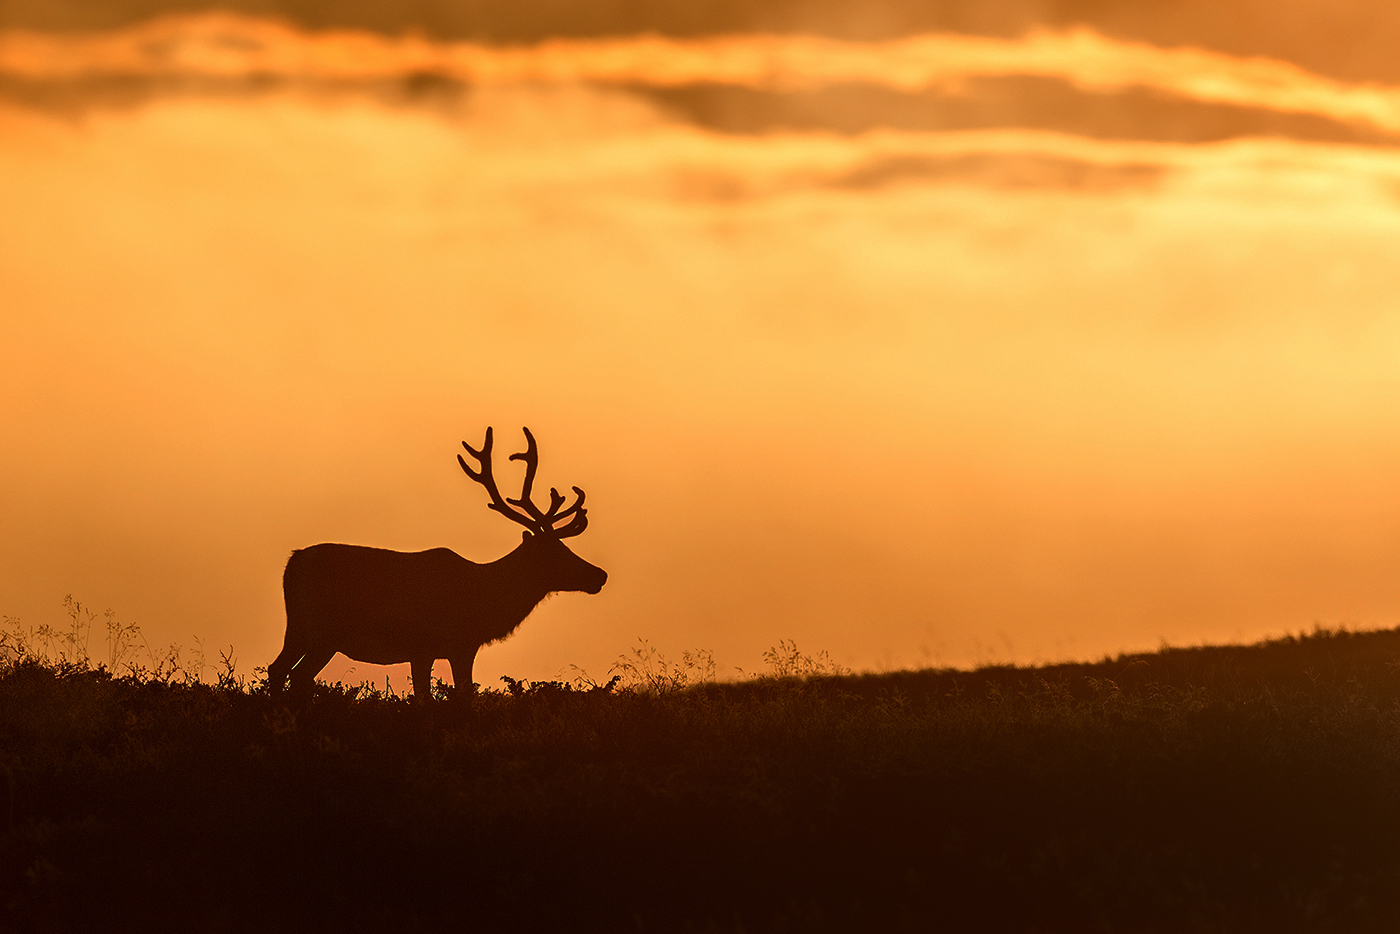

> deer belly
[307,594,469,664]
[330,617,463,664]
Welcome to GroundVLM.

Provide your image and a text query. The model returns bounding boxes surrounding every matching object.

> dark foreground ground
[5,629,1400,932]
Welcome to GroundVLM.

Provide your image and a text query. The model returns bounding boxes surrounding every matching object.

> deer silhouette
[267,427,607,700]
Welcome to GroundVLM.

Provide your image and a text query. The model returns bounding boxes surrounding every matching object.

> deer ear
[522,530,533,542]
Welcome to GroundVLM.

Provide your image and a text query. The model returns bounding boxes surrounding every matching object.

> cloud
[5,13,1400,138]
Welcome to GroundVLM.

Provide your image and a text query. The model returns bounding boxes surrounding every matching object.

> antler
[458,428,538,532]
[548,486,589,538]
[459,427,590,538]
[505,427,548,524]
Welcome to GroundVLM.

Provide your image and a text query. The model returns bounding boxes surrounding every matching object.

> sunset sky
[5,3,1400,689]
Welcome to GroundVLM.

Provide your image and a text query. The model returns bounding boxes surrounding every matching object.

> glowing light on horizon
[6,16,1400,685]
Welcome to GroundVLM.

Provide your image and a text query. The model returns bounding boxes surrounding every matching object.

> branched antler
[458,428,537,532]
[545,486,588,538]
[506,427,548,524]
[459,427,590,538]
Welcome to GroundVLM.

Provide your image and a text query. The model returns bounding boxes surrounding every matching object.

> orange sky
[5,15,1400,688]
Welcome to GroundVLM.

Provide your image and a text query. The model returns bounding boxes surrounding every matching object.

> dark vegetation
[5,607,1400,932]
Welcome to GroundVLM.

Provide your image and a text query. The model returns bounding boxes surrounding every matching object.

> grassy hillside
[5,625,1400,931]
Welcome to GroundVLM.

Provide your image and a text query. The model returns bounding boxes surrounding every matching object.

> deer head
[458,427,606,594]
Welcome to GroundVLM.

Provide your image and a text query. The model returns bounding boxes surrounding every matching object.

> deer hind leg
[286,646,335,700]
[266,639,305,694]
[411,658,435,702]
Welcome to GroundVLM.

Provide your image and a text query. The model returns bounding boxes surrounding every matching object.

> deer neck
[484,542,554,618]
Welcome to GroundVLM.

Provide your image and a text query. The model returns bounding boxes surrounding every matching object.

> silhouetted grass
[5,621,1400,932]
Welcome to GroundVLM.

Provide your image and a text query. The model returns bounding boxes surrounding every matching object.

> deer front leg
[449,649,479,705]
[410,658,435,702]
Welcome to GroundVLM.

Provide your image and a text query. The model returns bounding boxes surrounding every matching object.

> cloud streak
[4,13,1400,138]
